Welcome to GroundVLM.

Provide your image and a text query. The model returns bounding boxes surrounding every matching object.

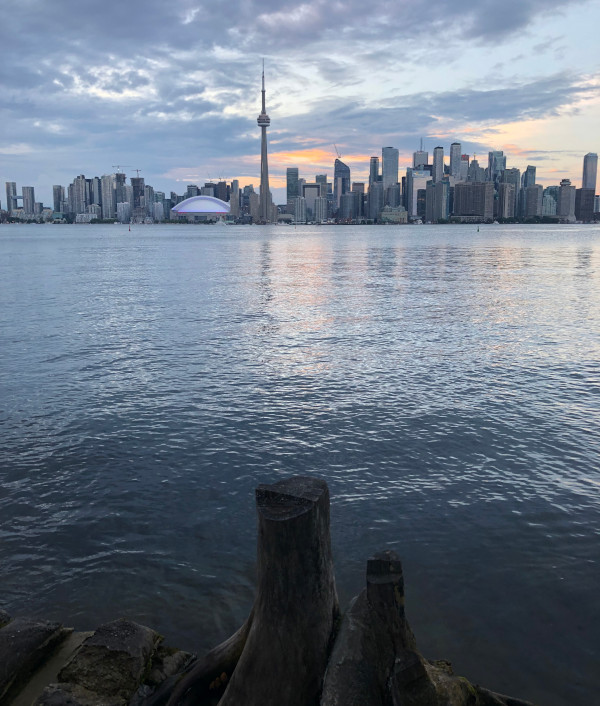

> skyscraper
[5,182,18,215]
[449,143,461,179]
[369,157,379,187]
[22,186,35,215]
[334,158,350,209]
[487,151,506,183]
[582,153,598,192]
[381,147,399,190]
[53,185,65,213]
[257,62,272,223]
[433,147,444,182]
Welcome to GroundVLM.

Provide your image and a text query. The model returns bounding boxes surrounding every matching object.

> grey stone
[58,618,161,701]
[0,617,71,703]
[146,646,194,686]
[0,609,10,628]
[35,682,125,706]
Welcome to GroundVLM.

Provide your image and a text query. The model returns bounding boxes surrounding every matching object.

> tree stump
[168,476,339,706]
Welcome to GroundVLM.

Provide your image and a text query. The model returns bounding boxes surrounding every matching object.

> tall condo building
[449,143,462,179]
[5,182,17,214]
[582,153,598,192]
[382,147,399,190]
[433,147,444,182]
[257,62,272,223]
[369,157,379,187]
[334,158,350,208]
[22,186,35,215]
[286,168,299,211]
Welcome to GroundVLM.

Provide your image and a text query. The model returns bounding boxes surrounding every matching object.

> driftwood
[160,476,534,706]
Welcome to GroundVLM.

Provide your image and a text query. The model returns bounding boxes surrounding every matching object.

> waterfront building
[542,191,557,216]
[453,182,494,221]
[293,196,306,223]
[114,173,127,207]
[5,182,17,215]
[314,197,327,223]
[302,183,322,221]
[522,165,536,188]
[557,179,576,222]
[131,177,145,222]
[497,182,516,219]
[582,153,598,191]
[405,168,430,219]
[449,143,461,179]
[433,146,444,183]
[595,195,600,214]
[52,185,65,214]
[257,62,272,223]
[500,168,520,218]
[381,147,399,190]
[116,202,131,223]
[368,181,384,221]
[22,186,35,215]
[100,176,115,219]
[575,188,596,221]
[425,179,449,222]
[524,184,543,218]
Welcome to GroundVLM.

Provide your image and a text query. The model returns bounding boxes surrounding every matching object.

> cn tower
[257,60,271,223]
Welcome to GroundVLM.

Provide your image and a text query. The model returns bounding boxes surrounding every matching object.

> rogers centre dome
[171,195,230,214]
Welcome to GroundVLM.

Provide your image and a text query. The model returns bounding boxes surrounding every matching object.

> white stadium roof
[171,195,230,214]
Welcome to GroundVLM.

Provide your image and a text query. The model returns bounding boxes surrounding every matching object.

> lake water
[1,223,599,704]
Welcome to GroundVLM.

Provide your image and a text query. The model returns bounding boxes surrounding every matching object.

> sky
[1,0,599,207]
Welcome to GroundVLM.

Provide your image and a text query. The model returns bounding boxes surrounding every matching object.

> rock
[55,618,161,701]
[146,646,194,687]
[0,609,10,628]
[35,682,125,706]
[0,617,72,703]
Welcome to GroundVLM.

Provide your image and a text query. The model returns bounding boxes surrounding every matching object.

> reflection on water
[1,223,600,705]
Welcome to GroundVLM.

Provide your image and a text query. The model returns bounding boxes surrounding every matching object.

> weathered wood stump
[167,476,339,706]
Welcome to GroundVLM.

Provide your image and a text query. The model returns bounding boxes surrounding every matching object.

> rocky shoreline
[1,477,536,706]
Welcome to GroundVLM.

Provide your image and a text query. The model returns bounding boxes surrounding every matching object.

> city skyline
[1,0,599,207]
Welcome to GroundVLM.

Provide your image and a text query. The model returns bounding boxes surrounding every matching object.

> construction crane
[333,144,341,159]
[132,169,142,178]
[112,165,131,173]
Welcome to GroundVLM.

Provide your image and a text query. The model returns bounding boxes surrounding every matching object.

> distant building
[582,153,598,192]
[405,168,431,219]
[575,188,596,222]
[459,155,470,182]
[557,179,576,222]
[5,182,17,215]
[453,182,494,221]
[487,151,506,184]
[425,179,449,222]
[449,143,461,179]
[432,146,444,183]
[22,186,35,215]
[524,184,543,218]
[413,148,428,169]
[468,158,485,183]
[293,196,306,223]
[367,181,384,221]
[497,182,516,219]
[369,157,379,187]
[334,158,350,210]
[381,147,399,190]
